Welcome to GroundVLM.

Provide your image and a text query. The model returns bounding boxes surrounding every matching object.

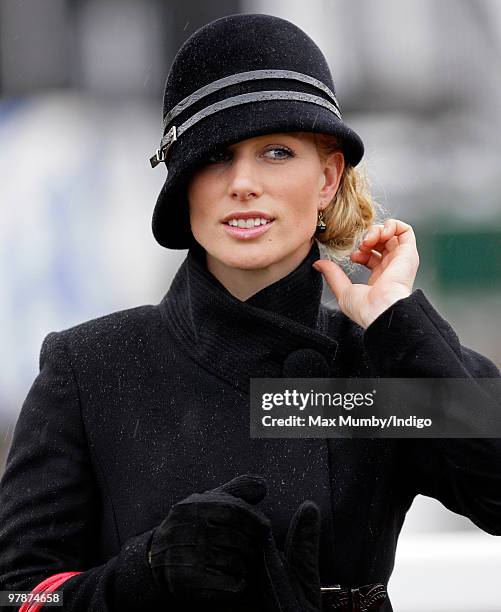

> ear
[319,151,345,209]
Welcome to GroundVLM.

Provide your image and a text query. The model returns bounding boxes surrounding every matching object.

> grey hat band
[165,89,341,144]
[150,75,343,168]
[162,69,341,132]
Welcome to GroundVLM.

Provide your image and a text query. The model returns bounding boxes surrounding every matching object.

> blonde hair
[311,133,386,270]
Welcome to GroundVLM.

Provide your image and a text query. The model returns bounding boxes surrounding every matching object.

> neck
[205,240,315,301]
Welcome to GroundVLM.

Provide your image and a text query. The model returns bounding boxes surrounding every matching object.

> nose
[227,154,263,201]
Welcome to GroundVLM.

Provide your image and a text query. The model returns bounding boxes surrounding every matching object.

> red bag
[18,572,81,612]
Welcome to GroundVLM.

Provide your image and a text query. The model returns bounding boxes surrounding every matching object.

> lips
[221,210,274,223]
[222,219,275,240]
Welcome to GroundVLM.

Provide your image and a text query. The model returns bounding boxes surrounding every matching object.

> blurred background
[1,0,500,609]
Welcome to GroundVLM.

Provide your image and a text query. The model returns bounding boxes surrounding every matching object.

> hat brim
[152,99,364,250]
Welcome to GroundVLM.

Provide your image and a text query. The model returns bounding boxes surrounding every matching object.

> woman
[1,13,500,612]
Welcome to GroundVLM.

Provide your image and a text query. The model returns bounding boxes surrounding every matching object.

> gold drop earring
[316,209,326,233]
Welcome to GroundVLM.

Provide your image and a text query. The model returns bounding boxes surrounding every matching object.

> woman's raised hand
[313,219,420,329]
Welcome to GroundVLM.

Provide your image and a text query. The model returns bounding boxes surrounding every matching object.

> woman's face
[187,132,344,272]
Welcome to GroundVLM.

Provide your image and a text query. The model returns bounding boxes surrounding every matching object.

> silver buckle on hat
[150,125,177,168]
[321,586,342,591]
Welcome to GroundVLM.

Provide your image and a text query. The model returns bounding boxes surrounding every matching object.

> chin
[218,246,283,271]
[224,254,276,271]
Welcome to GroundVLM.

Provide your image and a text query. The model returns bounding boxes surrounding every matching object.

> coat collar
[160,241,339,393]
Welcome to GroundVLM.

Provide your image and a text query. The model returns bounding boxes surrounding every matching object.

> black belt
[321,583,387,611]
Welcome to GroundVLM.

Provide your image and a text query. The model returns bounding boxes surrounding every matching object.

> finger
[351,249,383,270]
[380,218,397,240]
[284,501,321,609]
[163,546,248,595]
[361,224,385,249]
[202,502,271,537]
[358,229,400,258]
[359,229,387,257]
[383,218,416,246]
[361,220,402,253]
[205,547,250,577]
[163,542,251,580]
[262,534,301,612]
[362,219,413,249]
[383,235,399,252]
[284,501,321,569]
[170,498,270,540]
[355,235,398,263]
[214,474,267,505]
[155,520,197,550]
[312,259,352,304]
[358,240,385,255]
[162,521,256,554]
[168,564,246,600]
[200,570,246,597]
[353,245,384,259]
[164,542,199,566]
[206,524,256,553]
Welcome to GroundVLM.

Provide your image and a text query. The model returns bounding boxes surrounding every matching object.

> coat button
[282,349,330,377]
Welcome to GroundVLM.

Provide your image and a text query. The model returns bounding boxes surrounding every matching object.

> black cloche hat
[150,13,364,250]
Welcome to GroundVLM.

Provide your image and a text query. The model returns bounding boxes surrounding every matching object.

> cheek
[280,179,319,223]
[282,162,320,198]
[188,180,214,225]
[188,169,211,203]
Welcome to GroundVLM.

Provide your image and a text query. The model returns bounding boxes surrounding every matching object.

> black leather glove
[261,499,322,612]
[148,474,271,604]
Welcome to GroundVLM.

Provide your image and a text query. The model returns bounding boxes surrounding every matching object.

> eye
[205,147,232,164]
[264,146,295,160]
[204,144,295,165]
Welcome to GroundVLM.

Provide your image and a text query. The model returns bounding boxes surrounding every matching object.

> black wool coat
[1,241,501,612]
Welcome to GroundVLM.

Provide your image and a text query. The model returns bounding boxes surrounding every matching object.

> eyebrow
[228,134,304,150]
